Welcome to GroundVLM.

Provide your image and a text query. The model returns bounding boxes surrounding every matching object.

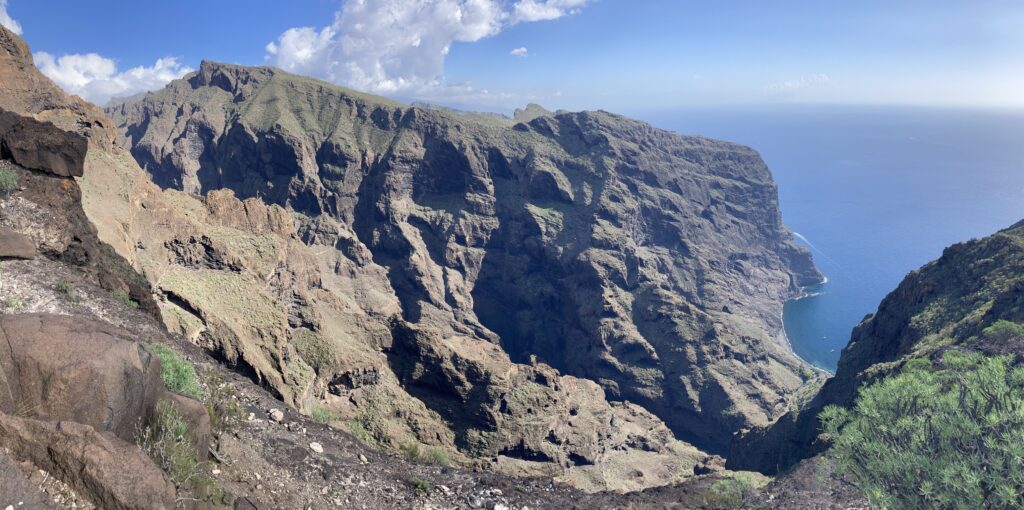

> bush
[703,473,757,509]
[137,399,202,488]
[423,447,450,467]
[138,399,228,503]
[983,320,1024,342]
[408,477,432,495]
[0,168,17,195]
[311,405,339,424]
[821,351,1024,510]
[148,344,202,399]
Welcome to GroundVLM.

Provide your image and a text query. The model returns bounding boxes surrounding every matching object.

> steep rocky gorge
[730,220,1024,474]
[100,59,822,472]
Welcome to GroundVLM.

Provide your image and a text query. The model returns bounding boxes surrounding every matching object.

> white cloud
[764,74,833,95]
[265,0,590,97]
[510,47,528,57]
[35,52,193,105]
[0,0,22,35]
[511,0,589,23]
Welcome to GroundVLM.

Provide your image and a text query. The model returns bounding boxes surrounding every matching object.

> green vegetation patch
[822,351,1024,510]
[148,344,202,399]
[0,167,17,195]
[703,473,757,509]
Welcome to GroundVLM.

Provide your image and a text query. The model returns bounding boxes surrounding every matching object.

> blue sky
[2,0,1022,112]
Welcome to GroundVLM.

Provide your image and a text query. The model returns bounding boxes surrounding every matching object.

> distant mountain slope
[104,61,822,461]
[730,220,1024,473]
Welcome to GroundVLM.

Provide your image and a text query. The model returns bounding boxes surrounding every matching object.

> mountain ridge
[103,58,824,464]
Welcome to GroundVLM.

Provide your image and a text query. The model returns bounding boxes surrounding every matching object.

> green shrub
[822,351,1024,510]
[408,477,432,495]
[138,399,227,502]
[0,168,17,195]
[311,405,339,424]
[111,289,139,309]
[137,399,201,487]
[983,320,1024,342]
[423,447,450,467]
[148,344,202,399]
[703,473,757,509]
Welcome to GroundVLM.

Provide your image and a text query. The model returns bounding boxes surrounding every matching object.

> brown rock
[0,313,163,440]
[0,110,88,177]
[166,392,212,461]
[0,228,35,259]
[0,413,176,510]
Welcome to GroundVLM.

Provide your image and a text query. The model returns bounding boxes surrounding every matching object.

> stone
[0,111,87,178]
[358,454,368,464]
[0,228,35,259]
[269,409,284,423]
[0,314,164,440]
[0,413,176,510]
[310,442,324,453]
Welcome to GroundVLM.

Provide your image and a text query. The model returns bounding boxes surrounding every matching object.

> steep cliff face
[105,61,821,458]
[730,221,1024,473]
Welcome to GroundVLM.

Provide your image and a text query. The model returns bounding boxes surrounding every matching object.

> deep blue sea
[637,105,1024,370]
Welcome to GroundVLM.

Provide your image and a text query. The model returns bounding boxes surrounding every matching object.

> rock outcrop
[730,220,1024,473]
[0,26,209,507]
[104,60,822,465]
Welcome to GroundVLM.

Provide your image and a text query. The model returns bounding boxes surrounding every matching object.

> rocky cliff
[730,220,1024,473]
[103,61,822,461]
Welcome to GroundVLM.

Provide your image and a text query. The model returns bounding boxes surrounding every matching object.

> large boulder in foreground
[0,413,176,510]
[0,313,164,440]
[0,313,209,508]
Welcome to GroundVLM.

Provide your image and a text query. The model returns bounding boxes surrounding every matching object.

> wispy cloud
[510,47,528,57]
[264,0,591,98]
[35,52,193,105]
[0,0,22,35]
[764,73,833,95]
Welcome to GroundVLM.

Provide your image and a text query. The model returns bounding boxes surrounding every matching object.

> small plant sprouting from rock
[148,344,202,399]
[0,167,17,195]
[111,289,139,309]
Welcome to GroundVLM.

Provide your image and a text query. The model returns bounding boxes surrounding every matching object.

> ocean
[638,105,1024,370]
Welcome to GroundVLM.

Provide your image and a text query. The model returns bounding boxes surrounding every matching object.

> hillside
[730,220,1024,474]
[103,62,823,469]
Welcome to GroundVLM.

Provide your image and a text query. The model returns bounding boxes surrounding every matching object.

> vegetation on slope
[822,349,1024,510]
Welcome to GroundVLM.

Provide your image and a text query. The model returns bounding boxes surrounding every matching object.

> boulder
[0,228,35,259]
[0,313,163,440]
[0,413,176,510]
[0,110,87,178]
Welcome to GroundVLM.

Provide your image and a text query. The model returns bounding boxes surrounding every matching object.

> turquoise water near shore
[638,106,1024,370]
